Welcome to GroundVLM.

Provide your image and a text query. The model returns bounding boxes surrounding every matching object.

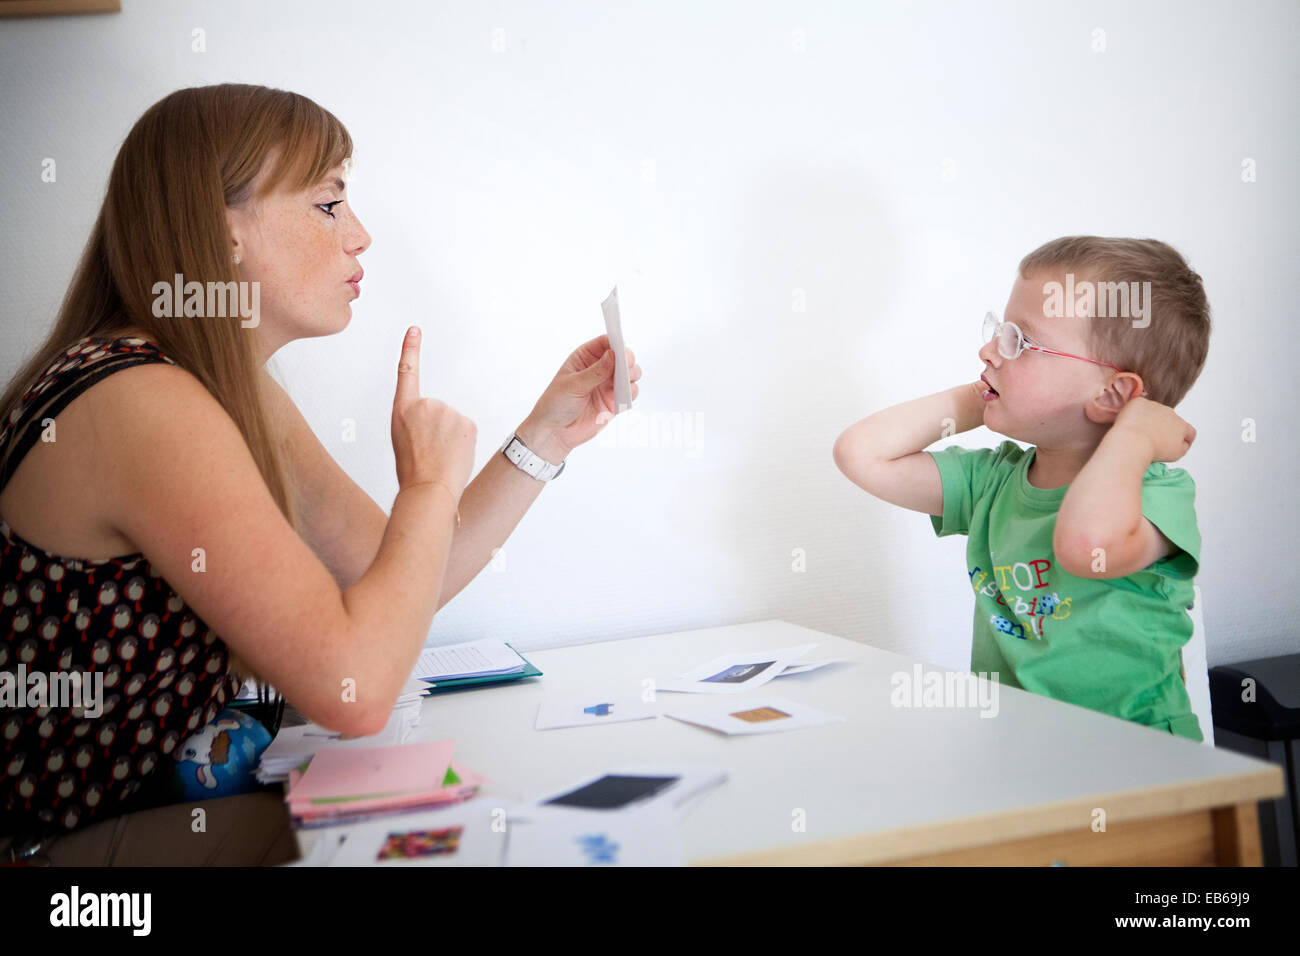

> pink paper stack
[285,739,487,828]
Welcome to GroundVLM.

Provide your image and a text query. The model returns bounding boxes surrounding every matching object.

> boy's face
[979,271,1115,446]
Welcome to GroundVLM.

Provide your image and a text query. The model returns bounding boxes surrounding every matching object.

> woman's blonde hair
[0,83,354,684]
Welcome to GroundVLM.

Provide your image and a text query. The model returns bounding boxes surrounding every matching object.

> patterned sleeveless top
[0,336,239,835]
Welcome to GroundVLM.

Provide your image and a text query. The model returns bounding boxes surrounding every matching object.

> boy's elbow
[833,430,875,481]
[1055,548,1095,579]
[832,434,851,474]
[1054,527,1105,579]
[1054,528,1134,579]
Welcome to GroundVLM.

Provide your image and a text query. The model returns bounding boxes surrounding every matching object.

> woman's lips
[347,279,360,297]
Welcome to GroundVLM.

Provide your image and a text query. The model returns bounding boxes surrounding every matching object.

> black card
[543,774,680,810]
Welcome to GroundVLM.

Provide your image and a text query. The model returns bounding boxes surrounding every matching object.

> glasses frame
[982,311,1123,372]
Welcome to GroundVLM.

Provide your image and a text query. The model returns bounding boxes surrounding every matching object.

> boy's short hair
[1018,237,1211,407]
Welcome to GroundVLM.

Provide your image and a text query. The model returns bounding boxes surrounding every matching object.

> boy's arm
[833,382,988,515]
[1054,398,1196,579]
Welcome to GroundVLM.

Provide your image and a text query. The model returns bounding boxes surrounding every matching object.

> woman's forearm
[338,481,458,731]
[436,418,567,609]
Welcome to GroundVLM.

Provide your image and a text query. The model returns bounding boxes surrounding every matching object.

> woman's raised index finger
[395,326,421,404]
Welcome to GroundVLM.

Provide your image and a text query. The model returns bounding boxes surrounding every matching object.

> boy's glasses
[982,311,1123,371]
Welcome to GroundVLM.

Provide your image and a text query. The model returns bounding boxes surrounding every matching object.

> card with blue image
[534,695,658,731]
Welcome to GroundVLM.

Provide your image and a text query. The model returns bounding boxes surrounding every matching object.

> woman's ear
[1084,371,1145,424]
[226,207,244,259]
[226,203,258,265]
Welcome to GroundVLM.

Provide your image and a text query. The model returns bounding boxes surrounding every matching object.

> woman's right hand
[391,326,477,496]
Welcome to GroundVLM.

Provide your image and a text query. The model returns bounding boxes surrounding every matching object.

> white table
[296,619,1284,865]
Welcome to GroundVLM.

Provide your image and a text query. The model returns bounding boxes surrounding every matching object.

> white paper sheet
[775,658,852,676]
[601,285,633,411]
[283,830,349,867]
[412,638,526,681]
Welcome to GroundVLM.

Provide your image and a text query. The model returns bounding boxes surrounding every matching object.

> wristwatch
[500,432,566,481]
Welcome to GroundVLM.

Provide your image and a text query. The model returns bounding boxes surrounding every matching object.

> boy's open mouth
[981,376,999,400]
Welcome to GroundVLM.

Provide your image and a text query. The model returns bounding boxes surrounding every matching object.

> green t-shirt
[927,440,1203,742]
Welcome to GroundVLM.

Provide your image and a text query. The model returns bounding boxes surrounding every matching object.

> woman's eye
[316,201,344,219]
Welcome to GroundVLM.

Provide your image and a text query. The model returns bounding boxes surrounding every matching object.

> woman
[0,83,640,864]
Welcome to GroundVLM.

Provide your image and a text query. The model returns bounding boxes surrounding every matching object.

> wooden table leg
[1212,801,1263,866]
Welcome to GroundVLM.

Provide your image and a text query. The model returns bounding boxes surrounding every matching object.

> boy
[834,236,1210,741]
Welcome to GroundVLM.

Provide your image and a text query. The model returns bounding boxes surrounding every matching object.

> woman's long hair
[0,84,354,686]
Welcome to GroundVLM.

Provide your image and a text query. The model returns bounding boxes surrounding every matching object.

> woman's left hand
[518,334,641,461]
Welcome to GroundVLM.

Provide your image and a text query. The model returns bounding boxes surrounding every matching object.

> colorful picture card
[327,797,506,867]
[664,696,845,736]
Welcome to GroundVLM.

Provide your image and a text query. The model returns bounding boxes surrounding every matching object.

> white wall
[1,0,1296,668]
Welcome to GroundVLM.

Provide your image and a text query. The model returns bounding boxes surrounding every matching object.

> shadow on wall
[718,161,905,639]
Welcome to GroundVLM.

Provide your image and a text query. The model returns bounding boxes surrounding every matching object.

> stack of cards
[285,739,487,829]
[256,681,425,784]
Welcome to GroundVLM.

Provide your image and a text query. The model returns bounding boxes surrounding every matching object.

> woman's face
[225,156,371,356]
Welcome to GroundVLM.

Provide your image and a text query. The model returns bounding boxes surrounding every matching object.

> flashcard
[544,774,678,810]
[326,797,506,867]
[376,825,462,860]
[504,803,684,867]
[656,643,819,694]
[776,658,852,677]
[534,695,658,731]
[601,285,633,411]
[521,764,728,819]
[665,696,845,736]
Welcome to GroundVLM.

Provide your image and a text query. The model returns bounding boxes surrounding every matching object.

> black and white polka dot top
[0,336,239,834]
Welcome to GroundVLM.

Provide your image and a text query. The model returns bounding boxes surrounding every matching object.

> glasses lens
[982,312,997,343]
[997,322,1022,359]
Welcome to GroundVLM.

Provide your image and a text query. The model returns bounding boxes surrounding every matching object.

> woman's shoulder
[78,354,230,457]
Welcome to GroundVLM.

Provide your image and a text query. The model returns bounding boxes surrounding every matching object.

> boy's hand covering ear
[1113,396,1196,463]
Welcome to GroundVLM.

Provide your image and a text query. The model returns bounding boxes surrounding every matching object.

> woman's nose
[346,210,372,255]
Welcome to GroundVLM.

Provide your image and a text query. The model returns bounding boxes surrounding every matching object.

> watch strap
[501,433,566,481]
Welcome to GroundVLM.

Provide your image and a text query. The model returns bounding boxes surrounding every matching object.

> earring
[232,254,241,265]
